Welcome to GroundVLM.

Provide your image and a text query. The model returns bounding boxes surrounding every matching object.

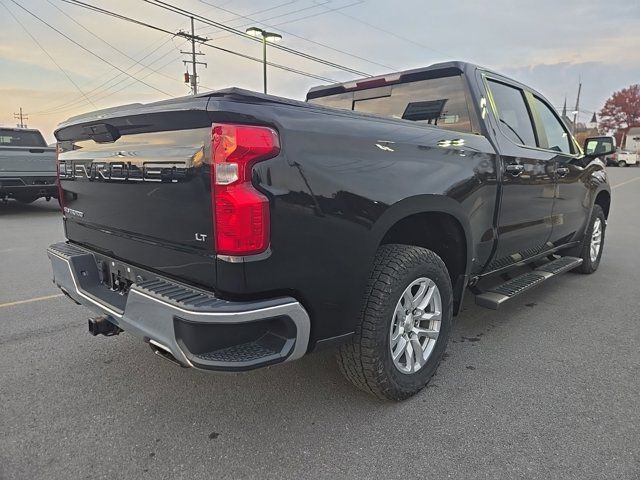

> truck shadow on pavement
[70,289,521,422]
[0,198,61,217]
[15,266,607,474]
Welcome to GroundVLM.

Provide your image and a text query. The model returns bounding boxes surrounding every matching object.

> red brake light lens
[211,124,279,256]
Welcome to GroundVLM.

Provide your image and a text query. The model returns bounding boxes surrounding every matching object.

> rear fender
[372,195,474,275]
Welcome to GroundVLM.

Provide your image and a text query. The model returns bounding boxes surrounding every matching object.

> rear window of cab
[308,75,473,134]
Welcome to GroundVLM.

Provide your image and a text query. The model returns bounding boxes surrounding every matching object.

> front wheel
[618,160,627,167]
[574,205,606,274]
[337,244,452,401]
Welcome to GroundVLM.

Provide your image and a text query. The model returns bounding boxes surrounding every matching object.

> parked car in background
[48,61,614,400]
[0,127,57,203]
[605,148,639,167]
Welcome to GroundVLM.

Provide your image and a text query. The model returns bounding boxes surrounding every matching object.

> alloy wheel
[590,217,603,263]
[389,277,442,374]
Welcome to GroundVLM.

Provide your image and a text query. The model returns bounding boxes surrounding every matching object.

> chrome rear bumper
[47,242,311,371]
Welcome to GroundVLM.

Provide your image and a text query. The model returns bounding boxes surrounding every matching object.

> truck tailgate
[0,146,56,175]
[55,101,217,289]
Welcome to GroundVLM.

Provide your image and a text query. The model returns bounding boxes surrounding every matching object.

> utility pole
[572,81,582,136]
[13,107,28,128]
[177,17,207,95]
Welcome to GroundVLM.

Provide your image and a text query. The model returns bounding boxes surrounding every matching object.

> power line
[46,0,189,87]
[33,37,181,114]
[327,6,450,58]
[150,0,371,76]
[198,0,332,35]
[1,0,96,109]
[31,27,179,114]
[61,0,338,83]
[141,0,372,77]
[199,42,336,82]
[104,54,193,100]
[199,0,397,71]
[8,0,173,97]
[203,0,300,24]
[61,0,177,37]
[35,38,188,115]
[38,49,189,116]
[270,0,365,27]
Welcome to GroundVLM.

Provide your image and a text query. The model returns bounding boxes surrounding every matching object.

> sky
[1,0,639,144]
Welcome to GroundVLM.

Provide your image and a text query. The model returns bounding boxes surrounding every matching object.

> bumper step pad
[196,341,279,363]
[136,278,226,312]
[48,241,88,259]
[475,256,583,310]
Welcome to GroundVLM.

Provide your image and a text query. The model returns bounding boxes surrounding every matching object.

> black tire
[337,244,452,401]
[618,160,627,167]
[574,205,606,274]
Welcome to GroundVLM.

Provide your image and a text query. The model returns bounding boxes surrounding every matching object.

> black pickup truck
[48,61,614,400]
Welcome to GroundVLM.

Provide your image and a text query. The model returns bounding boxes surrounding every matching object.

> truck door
[484,78,556,270]
[528,95,589,247]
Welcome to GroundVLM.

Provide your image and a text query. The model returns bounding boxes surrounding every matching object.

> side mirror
[584,136,616,158]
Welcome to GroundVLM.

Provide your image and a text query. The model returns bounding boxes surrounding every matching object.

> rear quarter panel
[209,99,499,344]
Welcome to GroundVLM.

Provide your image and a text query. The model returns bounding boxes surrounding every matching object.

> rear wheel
[337,244,452,401]
[574,205,606,274]
[618,160,627,167]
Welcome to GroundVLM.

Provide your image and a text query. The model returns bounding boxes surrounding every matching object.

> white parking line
[612,176,640,189]
[0,294,64,309]
[0,247,29,254]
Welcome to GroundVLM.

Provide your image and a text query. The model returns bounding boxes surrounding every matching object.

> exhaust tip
[148,339,187,368]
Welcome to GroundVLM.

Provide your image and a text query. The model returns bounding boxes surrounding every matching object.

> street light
[246,27,282,94]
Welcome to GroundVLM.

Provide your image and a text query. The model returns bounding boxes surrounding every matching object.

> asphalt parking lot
[1,168,639,480]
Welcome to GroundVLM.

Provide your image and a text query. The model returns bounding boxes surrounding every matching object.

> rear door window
[486,80,537,147]
[532,96,573,154]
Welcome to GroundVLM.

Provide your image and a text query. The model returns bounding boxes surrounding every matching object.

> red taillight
[211,124,279,256]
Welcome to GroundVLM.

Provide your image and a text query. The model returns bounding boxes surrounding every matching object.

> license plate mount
[101,259,135,294]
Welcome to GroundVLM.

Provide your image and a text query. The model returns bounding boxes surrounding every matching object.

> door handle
[505,163,524,176]
[556,167,569,177]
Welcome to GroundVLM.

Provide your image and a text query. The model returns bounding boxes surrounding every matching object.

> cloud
[1,0,639,143]
[503,61,640,116]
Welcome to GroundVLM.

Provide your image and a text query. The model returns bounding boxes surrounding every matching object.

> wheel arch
[594,189,611,219]
[372,195,473,315]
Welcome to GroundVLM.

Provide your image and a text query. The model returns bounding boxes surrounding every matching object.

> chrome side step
[475,256,583,310]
